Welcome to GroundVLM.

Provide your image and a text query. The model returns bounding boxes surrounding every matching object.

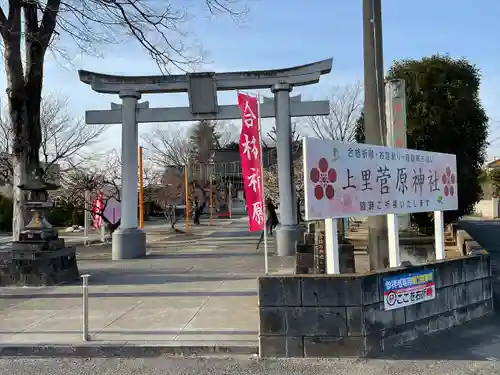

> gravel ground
[0,356,498,375]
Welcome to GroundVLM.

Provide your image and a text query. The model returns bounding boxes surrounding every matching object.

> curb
[62,238,106,246]
[0,343,259,358]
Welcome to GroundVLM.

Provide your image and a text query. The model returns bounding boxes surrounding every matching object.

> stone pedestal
[112,227,146,260]
[0,246,79,286]
[0,179,80,286]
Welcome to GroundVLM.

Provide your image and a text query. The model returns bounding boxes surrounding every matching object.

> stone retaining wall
[259,255,493,357]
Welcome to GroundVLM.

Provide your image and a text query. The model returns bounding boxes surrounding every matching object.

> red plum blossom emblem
[441,166,456,197]
[309,158,337,200]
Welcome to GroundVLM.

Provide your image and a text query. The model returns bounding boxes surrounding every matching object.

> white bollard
[81,274,91,341]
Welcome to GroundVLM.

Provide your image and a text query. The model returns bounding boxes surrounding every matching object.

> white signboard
[303,138,458,220]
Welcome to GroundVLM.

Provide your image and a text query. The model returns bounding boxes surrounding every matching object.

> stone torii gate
[79,59,332,260]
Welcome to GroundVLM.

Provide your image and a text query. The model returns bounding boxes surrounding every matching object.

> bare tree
[0,94,105,186]
[59,150,122,231]
[0,0,248,240]
[142,125,190,168]
[141,162,163,203]
[39,94,106,171]
[152,167,187,230]
[215,121,238,148]
[265,121,302,151]
[60,149,167,231]
[306,82,363,142]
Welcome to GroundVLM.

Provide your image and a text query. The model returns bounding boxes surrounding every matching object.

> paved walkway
[0,217,281,347]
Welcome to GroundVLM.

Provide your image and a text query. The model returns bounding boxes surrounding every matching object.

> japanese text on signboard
[238,93,265,232]
[303,138,458,220]
[383,270,435,311]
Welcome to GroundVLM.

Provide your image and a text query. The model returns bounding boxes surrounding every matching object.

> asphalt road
[0,356,498,375]
[459,218,500,256]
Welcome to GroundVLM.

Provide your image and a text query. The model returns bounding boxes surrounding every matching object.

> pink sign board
[103,197,121,224]
[303,138,458,221]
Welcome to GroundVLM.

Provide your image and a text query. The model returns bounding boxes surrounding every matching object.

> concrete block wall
[259,255,493,358]
[474,199,499,218]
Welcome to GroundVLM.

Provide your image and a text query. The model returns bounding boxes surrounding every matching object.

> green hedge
[47,207,84,227]
[0,195,13,231]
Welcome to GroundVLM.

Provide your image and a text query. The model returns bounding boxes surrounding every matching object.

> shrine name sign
[302,138,458,221]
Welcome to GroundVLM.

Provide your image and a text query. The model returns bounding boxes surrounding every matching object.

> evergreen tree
[355,55,488,231]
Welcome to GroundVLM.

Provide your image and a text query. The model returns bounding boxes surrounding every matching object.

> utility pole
[362,0,389,270]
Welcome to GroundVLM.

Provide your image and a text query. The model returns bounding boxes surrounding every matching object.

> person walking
[266,198,279,235]
[256,198,279,249]
[193,199,201,225]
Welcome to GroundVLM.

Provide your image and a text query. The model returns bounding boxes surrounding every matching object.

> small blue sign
[383,269,433,292]
[382,270,435,311]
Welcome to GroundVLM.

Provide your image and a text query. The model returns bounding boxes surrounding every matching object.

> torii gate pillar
[111,90,146,260]
[272,83,300,254]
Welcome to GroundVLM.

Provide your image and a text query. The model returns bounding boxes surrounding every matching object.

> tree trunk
[3,0,59,240]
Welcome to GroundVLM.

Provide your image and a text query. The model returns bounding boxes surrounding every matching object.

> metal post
[100,224,105,243]
[84,191,90,247]
[81,274,90,341]
[228,182,232,219]
[209,174,213,225]
[185,165,190,234]
[363,0,389,270]
[257,94,269,275]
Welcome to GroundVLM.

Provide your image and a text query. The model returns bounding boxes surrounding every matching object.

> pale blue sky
[2,0,500,158]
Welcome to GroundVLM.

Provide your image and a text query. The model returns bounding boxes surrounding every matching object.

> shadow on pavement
[207,231,259,238]
[148,252,262,259]
[374,313,500,361]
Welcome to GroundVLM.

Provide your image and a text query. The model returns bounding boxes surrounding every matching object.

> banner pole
[84,191,89,246]
[209,173,213,225]
[185,164,190,234]
[138,146,144,229]
[257,93,269,275]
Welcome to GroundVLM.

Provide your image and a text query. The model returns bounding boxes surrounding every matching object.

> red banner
[238,93,265,232]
